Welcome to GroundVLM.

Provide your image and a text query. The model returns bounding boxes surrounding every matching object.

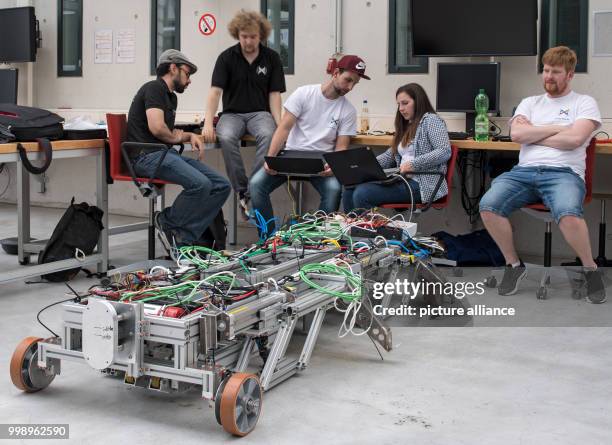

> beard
[544,82,558,94]
[333,85,347,96]
[173,77,186,94]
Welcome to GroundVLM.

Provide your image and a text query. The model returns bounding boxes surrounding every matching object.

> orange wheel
[219,373,262,436]
[10,336,55,393]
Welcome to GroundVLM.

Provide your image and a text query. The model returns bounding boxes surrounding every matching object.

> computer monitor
[411,0,537,57]
[436,62,501,134]
[0,7,37,63]
[0,69,18,104]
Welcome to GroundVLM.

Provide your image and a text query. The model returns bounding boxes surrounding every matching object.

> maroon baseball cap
[336,55,371,80]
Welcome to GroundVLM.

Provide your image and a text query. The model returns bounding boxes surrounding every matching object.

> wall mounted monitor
[0,7,37,62]
[411,0,537,56]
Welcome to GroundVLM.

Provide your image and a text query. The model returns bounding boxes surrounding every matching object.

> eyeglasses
[179,67,191,79]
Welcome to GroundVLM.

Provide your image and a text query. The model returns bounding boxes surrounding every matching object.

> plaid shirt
[376,113,451,203]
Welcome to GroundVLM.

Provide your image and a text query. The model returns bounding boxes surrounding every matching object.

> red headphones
[326,53,343,75]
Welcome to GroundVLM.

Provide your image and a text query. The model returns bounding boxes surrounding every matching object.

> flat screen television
[411,0,537,56]
[437,63,501,133]
[0,7,37,62]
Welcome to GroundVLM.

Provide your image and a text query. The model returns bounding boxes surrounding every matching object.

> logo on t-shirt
[256,65,267,76]
[329,117,340,129]
[559,108,569,116]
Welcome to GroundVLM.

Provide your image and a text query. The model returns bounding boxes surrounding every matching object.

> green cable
[299,263,362,301]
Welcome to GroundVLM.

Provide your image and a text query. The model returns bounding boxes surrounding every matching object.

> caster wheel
[10,337,55,392]
[19,257,30,265]
[219,373,262,436]
[536,287,548,300]
[485,276,497,288]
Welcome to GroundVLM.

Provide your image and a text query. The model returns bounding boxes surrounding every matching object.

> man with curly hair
[203,9,286,220]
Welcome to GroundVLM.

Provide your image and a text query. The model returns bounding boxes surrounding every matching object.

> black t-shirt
[211,43,286,114]
[127,78,177,143]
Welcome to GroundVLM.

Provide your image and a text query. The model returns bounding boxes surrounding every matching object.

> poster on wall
[94,29,113,64]
[115,29,136,64]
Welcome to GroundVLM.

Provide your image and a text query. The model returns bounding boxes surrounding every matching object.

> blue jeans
[216,112,277,198]
[133,150,231,245]
[249,168,342,235]
[479,166,585,224]
[343,178,421,213]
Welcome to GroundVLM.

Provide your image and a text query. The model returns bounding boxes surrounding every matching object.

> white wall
[1,0,612,259]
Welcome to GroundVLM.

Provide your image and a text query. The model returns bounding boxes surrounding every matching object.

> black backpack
[432,229,505,267]
[0,104,64,174]
[38,198,104,282]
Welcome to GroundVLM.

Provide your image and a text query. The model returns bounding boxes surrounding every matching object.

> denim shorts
[479,166,585,224]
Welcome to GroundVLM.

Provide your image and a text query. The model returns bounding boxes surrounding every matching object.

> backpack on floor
[38,198,104,282]
[432,229,505,267]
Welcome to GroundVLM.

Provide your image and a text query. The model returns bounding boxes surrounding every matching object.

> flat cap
[157,49,198,75]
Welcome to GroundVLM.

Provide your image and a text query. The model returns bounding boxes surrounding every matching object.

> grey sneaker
[498,263,527,295]
[238,195,252,221]
[153,211,174,254]
[584,269,606,304]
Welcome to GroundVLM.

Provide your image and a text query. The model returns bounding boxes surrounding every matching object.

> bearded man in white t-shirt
[249,55,369,236]
[479,46,605,303]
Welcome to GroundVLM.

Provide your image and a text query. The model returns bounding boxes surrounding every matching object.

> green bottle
[474,89,489,142]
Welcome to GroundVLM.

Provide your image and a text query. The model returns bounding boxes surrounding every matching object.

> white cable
[373,235,388,248]
[391,173,415,222]
[74,248,86,261]
[267,277,279,291]
[150,265,171,276]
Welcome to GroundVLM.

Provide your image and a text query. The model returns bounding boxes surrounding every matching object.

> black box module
[349,225,403,241]
[350,226,377,239]
[376,226,403,241]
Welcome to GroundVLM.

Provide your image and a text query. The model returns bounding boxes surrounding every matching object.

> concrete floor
[0,203,611,444]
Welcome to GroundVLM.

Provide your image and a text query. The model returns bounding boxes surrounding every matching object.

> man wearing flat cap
[127,49,230,250]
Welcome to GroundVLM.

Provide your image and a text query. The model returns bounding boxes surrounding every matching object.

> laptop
[264,150,326,176]
[324,147,398,187]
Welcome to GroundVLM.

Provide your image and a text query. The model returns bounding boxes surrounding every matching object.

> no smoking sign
[199,13,216,36]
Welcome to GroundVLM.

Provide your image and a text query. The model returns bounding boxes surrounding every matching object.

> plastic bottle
[360,99,369,133]
[474,89,489,142]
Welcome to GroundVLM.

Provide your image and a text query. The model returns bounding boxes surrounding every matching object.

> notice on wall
[115,29,136,64]
[94,29,113,64]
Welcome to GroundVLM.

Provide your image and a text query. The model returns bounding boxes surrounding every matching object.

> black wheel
[536,287,548,300]
[219,373,262,436]
[10,337,55,392]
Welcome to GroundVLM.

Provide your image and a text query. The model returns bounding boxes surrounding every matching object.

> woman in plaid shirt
[343,83,451,212]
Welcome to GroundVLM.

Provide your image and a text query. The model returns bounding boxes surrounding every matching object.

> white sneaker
[239,196,252,221]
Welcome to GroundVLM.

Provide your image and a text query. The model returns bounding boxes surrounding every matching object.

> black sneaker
[584,269,607,304]
[498,263,527,295]
[153,211,174,254]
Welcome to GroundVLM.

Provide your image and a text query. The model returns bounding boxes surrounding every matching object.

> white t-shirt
[398,141,415,165]
[514,91,601,178]
[283,84,357,153]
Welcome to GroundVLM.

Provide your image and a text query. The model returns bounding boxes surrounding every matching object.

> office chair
[380,144,459,266]
[106,113,176,260]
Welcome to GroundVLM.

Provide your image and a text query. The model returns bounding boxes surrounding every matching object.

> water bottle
[474,89,489,142]
[360,99,369,133]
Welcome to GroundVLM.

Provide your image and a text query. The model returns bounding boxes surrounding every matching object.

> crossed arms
[511,115,598,150]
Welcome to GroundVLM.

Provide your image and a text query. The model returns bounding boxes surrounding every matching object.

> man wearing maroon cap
[249,54,369,236]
